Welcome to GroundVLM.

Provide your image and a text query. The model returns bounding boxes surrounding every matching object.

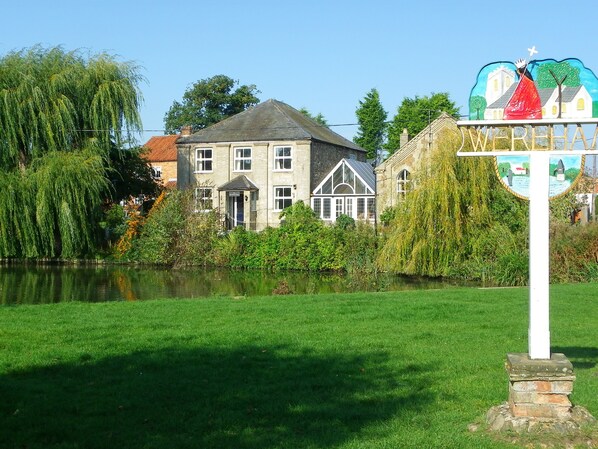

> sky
[3,0,598,144]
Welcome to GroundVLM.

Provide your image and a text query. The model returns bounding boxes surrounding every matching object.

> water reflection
[0,265,474,305]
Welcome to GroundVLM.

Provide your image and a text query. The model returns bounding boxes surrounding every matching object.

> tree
[108,146,160,202]
[536,61,581,89]
[0,46,144,258]
[378,129,528,282]
[299,107,328,127]
[0,45,142,171]
[386,92,460,154]
[163,75,260,134]
[353,88,388,160]
[469,96,487,120]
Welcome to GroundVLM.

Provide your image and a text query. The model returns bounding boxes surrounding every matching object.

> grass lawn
[0,284,597,449]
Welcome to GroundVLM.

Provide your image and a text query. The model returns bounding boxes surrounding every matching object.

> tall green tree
[164,75,260,134]
[0,46,144,258]
[353,88,388,160]
[386,92,460,153]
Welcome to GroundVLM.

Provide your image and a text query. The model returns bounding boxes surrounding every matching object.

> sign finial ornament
[527,45,538,58]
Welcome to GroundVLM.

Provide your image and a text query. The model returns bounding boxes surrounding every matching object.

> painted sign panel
[495,154,584,199]
[468,58,598,121]
[466,52,595,199]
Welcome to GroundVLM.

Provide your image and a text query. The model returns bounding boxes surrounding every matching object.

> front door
[227,192,244,228]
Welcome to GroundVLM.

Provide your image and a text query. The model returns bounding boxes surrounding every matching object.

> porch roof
[217,175,259,192]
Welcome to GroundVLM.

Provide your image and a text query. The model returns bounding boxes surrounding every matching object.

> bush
[126,191,185,264]
[550,221,598,282]
[379,207,397,226]
[211,202,378,272]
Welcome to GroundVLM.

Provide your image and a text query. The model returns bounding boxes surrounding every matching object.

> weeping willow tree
[378,129,526,278]
[0,46,144,258]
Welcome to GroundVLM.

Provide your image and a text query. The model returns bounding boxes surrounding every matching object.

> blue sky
[3,0,598,144]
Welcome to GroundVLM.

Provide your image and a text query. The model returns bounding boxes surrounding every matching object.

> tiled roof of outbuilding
[143,134,178,162]
[177,99,365,152]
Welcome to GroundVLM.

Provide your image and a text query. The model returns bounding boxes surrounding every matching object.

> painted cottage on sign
[483,65,592,120]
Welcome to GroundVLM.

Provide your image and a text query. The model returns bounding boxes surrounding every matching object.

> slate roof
[218,175,259,192]
[376,112,457,170]
[488,84,584,109]
[143,135,178,162]
[344,158,376,192]
[177,99,365,152]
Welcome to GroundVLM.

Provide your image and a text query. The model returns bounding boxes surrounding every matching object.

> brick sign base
[486,353,595,433]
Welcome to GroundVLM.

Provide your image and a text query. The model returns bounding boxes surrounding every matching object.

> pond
[0,264,476,305]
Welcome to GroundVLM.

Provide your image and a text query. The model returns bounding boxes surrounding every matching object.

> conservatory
[311,158,376,223]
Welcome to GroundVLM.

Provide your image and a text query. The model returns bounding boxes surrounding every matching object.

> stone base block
[487,402,596,434]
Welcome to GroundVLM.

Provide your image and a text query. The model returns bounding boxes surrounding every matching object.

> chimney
[180,125,192,136]
[399,128,409,148]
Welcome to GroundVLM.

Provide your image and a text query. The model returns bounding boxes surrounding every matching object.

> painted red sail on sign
[503,60,542,120]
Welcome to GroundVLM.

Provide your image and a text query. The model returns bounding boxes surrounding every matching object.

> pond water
[0,264,476,305]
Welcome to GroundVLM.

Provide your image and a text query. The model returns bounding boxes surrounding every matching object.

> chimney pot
[399,128,409,148]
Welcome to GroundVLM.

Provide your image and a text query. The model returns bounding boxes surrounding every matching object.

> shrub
[126,191,185,264]
[379,207,397,226]
[550,221,598,282]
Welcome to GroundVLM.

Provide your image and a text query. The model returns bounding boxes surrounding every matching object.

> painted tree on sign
[469,96,487,120]
[536,62,581,89]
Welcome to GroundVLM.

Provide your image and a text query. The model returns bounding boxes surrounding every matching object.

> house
[374,113,458,217]
[483,65,593,120]
[176,99,367,231]
[142,134,178,187]
[311,158,376,223]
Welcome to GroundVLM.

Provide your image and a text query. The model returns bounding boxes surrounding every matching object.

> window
[335,198,343,218]
[367,198,376,220]
[195,148,213,172]
[313,198,321,217]
[195,187,213,211]
[577,98,585,111]
[234,147,252,171]
[357,198,366,219]
[274,186,292,211]
[274,146,292,170]
[151,166,162,180]
[397,169,411,200]
[322,198,331,219]
[250,191,258,212]
[346,198,354,218]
